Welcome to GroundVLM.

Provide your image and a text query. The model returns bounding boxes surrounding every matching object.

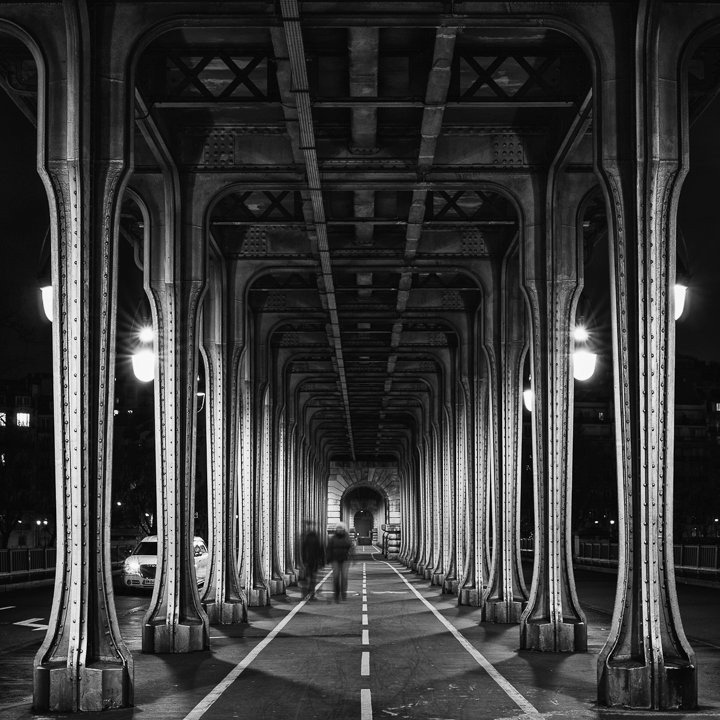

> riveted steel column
[441,403,457,593]
[415,435,431,575]
[33,1,133,710]
[483,249,528,623]
[142,172,209,653]
[247,385,273,604]
[200,254,246,626]
[596,1,696,708]
[520,167,591,652]
[271,406,289,592]
[459,373,483,607]
[429,424,445,584]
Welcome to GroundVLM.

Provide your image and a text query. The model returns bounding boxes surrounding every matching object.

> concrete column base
[431,572,445,587]
[34,661,132,712]
[142,620,208,653]
[204,599,247,625]
[521,618,587,652]
[482,599,526,624]
[423,568,433,580]
[600,661,697,710]
[442,577,458,594]
[247,586,270,606]
[458,587,482,606]
[269,578,285,595]
[283,572,297,586]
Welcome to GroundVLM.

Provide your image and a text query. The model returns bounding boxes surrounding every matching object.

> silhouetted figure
[326,522,353,602]
[300,521,324,599]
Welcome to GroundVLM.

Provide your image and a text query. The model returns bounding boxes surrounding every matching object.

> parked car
[121,535,209,589]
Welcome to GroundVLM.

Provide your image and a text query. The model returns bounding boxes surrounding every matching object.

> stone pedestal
[248,587,270,606]
[204,600,247,625]
[142,621,208,654]
[482,599,526,624]
[34,662,132,713]
[522,619,586,652]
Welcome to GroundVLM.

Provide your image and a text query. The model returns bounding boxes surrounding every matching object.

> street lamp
[131,326,155,382]
[674,283,688,321]
[40,285,53,322]
[572,324,597,382]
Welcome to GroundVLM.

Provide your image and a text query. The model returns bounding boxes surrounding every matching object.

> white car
[121,535,209,589]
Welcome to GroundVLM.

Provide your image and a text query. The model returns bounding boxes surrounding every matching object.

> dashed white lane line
[362,613,368,626]
[0,606,16,611]
[362,629,369,645]
[362,603,368,612]
[182,569,332,720]
[360,688,373,720]
[379,560,541,719]
[361,651,370,676]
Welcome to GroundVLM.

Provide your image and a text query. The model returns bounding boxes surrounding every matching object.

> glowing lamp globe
[523,388,534,412]
[573,349,597,381]
[41,286,53,322]
[674,284,687,321]
[131,349,155,382]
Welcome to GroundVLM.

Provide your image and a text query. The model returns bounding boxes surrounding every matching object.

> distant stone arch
[326,463,401,541]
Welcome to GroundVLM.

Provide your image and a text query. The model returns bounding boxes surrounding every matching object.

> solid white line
[0,606,16,611]
[361,651,370,676]
[361,688,372,720]
[182,569,332,720]
[362,629,369,645]
[362,613,368,625]
[380,560,541,718]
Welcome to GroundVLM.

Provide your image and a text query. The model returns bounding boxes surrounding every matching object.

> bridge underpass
[1,1,720,715]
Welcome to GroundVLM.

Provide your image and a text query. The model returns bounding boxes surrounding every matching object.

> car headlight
[124,557,140,574]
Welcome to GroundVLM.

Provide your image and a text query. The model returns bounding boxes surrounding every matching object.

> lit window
[0,411,6,426]
[1,452,5,466]
[715,403,720,413]
[16,412,30,428]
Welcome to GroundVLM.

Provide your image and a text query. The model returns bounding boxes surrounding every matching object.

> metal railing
[0,545,131,583]
[519,537,720,581]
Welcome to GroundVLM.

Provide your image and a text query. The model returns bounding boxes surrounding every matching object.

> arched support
[483,247,528,624]
[141,169,210,652]
[520,128,594,652]
[595,3,696,708]
[199,251,247,625]
[32,4,134,710]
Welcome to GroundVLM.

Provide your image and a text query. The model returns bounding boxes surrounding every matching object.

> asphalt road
[1,557,719,719]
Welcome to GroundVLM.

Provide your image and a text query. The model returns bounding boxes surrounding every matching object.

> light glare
[138,326,154,343]
[573,325,589,342]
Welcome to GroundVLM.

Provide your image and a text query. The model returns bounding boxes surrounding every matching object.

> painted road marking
[361,688,372,720]
[370,591,408,594]
[183,569,332,720]
[362,613,368,626]
[380,560,541,718]
[14,618,48,631]
[362,629,369,645]
[0,606,16,611]
[361,651,370,676]
[362,603,368,612]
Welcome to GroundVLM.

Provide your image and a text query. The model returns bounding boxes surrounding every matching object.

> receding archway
[342,485,384,545]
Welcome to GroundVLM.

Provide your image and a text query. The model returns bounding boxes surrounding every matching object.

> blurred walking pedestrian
[300,520,324,599]
[326,522,353,602]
